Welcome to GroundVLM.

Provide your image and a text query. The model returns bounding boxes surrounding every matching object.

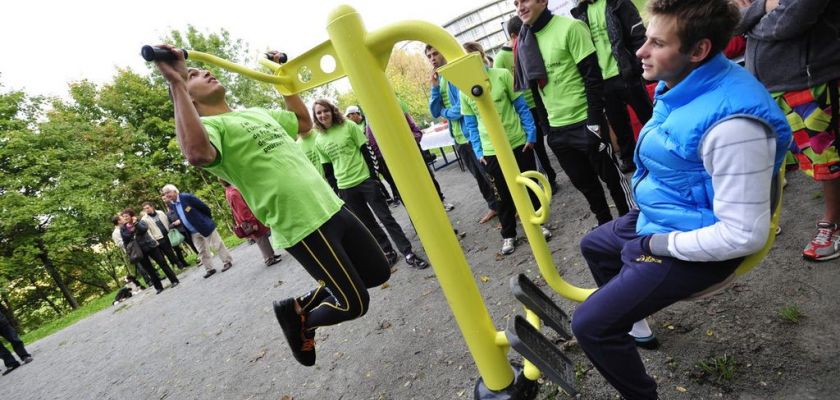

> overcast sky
[1,0,502,98]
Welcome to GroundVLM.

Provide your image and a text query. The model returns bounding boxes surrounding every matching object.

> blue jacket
[633,53,792,235]
[430,78,465,143]
[171,193,217,237]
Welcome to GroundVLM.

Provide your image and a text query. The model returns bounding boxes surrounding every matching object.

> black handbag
[126,240,144,264]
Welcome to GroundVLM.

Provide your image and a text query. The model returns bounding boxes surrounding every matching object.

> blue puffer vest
[633,53,792,235]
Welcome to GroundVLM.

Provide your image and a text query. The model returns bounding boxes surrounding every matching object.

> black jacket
[571,0,646,82]
[121,221,158,253]
[736,0,840,92]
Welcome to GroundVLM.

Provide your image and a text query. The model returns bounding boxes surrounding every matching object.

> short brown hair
[121,208,136,217]
[312,99,345,132]
[647,0,740,58]
[462,41,490,67]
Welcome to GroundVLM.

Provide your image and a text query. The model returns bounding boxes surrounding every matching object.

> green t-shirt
[297,131,323,177]
[493,47,536,109]
[201,108,343,249]
[315,121,371,189]
[587,0,620,80]
[460,68,527,156]
[535,16,595,127]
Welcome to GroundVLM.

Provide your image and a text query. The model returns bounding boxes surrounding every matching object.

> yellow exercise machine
[142,4,783,399]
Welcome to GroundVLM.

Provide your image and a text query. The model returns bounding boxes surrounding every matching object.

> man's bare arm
[283,94,313,134]
[154,45,218,166]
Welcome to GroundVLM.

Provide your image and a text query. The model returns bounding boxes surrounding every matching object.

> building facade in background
[442,0,575,57]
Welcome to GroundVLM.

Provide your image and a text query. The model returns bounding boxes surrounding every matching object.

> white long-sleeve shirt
[649,117,778,262]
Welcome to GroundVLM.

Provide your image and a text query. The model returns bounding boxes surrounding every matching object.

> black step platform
[506,315,577,397]
[510,274,571,340]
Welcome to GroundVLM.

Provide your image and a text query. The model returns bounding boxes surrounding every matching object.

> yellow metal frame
[180,3,778,392]
[187,6,560,389]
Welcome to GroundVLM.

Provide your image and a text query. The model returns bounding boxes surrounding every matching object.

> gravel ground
[1,151,838,400]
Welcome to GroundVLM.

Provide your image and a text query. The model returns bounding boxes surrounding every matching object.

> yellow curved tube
[188,51,289,85]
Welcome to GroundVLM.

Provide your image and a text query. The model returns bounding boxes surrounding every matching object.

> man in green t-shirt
[427,45,498,224]
[514,0,636,227]
[495,15,559,193]
[312,99,430,270]
[152,47,391,367]
[571,0,652,173]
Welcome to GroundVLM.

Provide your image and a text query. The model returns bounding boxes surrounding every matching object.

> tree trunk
[26,275,65,314]
[36,238,79,309]
[67,274,112,295]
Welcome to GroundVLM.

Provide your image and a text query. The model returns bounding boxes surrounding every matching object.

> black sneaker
[203,268,217,279]
[2,363,20,375]
[384,251,399,267]
[405,253,429,269]
[273,298,316,366]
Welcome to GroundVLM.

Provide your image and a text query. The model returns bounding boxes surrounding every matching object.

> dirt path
[1,156,837,400]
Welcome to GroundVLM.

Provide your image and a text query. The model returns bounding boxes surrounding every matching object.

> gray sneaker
[501,238,515,255]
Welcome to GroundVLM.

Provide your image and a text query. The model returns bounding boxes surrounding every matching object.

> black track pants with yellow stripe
[286,207,391,329]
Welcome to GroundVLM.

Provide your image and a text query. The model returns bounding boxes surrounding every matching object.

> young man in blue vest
[426,45,498,224]
[553,0,792,398]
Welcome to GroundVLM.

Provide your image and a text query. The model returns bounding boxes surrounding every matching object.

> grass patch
[695,354,737,383]
[574,362,591,384]
[778,304,803,324]
[18,287,123,345]
[222,234,246,249]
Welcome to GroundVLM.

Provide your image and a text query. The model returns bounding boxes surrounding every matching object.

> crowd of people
[109,184,241,299]
[8,1,835,397]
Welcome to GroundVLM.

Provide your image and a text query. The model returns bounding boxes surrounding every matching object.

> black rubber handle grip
[265,52,288,64]
[141,45,188,62]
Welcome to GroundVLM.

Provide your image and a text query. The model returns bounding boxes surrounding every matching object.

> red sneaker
[803,222,840,261]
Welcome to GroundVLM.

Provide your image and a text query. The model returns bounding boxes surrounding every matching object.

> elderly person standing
[141,201,188,269]
[161,184,233,278]
[120,208,180,294]
[111,214,153,287]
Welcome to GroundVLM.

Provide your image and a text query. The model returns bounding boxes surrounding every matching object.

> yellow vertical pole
[325,5,515,391]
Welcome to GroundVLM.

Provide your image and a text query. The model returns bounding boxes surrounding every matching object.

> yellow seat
[685,168,784,300]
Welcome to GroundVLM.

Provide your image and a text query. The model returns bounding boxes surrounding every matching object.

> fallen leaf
[480,275,490,283]
[706,329,714,337]
[676,386,687,393]
[251,349,267,362]
[281,396,294,400]
[457,389,465,397]
[381,283,390,289]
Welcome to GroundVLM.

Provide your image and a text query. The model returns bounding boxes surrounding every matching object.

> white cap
[345,105,361,116]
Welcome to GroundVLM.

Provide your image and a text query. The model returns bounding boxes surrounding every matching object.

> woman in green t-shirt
[312,99,430,270]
